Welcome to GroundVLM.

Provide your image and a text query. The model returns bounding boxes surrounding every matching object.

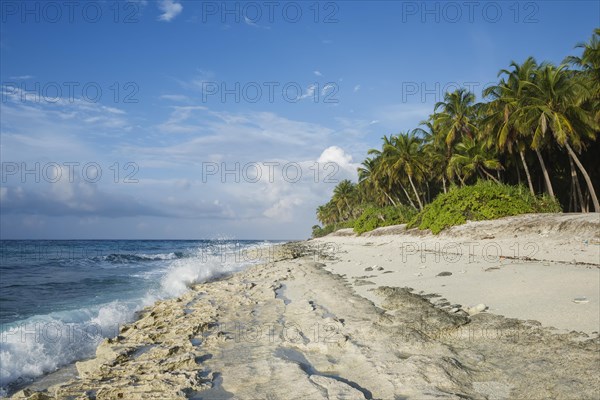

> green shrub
[353,205,417,235]
[311,220,357,238]
[407,181,561,234]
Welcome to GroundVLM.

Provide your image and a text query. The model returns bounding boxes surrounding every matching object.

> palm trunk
[399,182,417,209]
[535,148,555,198]
[515,155,522,185]
[407,174,423,210]
[383,191,397,207]
[344,199,352,220]
[565,142,599,212]
[519,150,535,195]
[569,156,585,212]
[442,176,447,193]
[568,182,574,212]
[480,167,500,183]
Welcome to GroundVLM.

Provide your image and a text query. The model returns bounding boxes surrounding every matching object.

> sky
[0,0,598,239]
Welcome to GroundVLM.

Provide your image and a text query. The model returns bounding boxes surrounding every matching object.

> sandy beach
[12,213,600,399]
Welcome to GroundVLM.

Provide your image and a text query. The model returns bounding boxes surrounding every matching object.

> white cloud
[299,84,317,100]
[8,75,34,80]
[160,94,191,102]
[1,87,369,238]
[313,70,323,77]
[317,146,358,175]
[243,16,271,29]
[157,0,183,22]
[353,84,361,92]
[321,83,335,96]
[157,105,208,133]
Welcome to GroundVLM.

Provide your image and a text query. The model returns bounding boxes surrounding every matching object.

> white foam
[0,301,137,393]
[159,252,247,297]
[135,252,179,260]
[0,242,271,395]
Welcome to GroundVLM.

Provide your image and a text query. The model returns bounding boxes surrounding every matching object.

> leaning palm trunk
[565,142,599,212]
[479,167,501,183]
[407,174,423,210]
[569,156,586,212]
[535,149,555,198]
[442,176,447,193]
[519,150,535,195]
[383,190,397,207]
[398,182,417,209]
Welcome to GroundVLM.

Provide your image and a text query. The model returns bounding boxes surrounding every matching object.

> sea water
[0,239,280,395]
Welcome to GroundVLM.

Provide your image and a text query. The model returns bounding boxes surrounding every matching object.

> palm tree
[381,132,425,210]
[332,180,358,220]
[482,58,539,195]
[415,119,449,193]
[447,137,503,184]
[434,88,479,152]
[358,157,391,206]
[518,63,599,211]
[316,202,339,226]
[368,138,410,207]
[565,28,600,90]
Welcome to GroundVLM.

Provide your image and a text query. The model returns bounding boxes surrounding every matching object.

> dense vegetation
[407,181,561,234]
[314,30,599,236]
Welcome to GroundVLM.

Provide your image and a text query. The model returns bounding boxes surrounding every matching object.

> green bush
[311,220,356,238]
[353,205,417,235]
[407,181,561,234]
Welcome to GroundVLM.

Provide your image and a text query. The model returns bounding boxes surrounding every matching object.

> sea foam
[0,241,269,395]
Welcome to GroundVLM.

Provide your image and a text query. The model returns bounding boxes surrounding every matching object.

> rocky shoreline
[12,215,600,399]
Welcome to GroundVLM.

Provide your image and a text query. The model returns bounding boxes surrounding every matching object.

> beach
[12,213,600,399]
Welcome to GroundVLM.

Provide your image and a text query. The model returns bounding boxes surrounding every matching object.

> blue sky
[1,0,598,239]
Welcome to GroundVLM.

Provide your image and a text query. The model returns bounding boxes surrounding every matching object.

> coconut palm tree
[518,63,599,211]
[415,119,449,193]
[447,137,503,184]
[368,137,413,208]
[381,132,425,210]
[565,28,600,88]
[434,88,479,152]
[482,58,539,195]
[358,157,393,206]
[332,180,358,220]
[316,202,339,226]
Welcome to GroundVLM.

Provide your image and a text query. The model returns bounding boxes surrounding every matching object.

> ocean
[0,239,281,395]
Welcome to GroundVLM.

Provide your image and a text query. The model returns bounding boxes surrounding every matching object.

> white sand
[315,213,600,334]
